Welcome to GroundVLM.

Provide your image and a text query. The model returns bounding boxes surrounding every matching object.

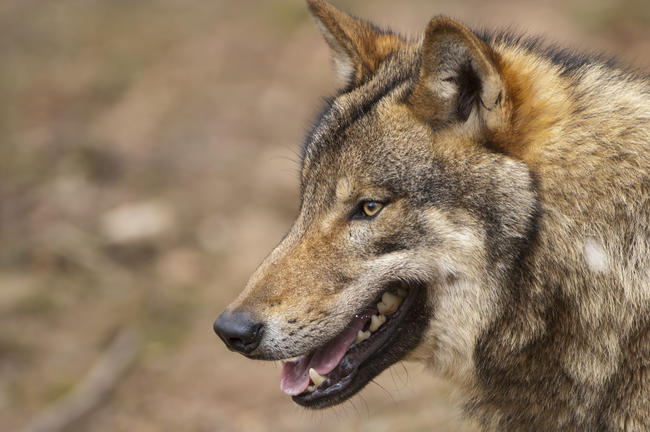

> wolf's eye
[359,201,384,219]
[362,201,383,217]
[349,200,386,220]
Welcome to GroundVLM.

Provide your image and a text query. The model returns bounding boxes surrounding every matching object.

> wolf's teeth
[309,368,326,387]
[381,291,402,314]
[356,330,371,343]
[378,292,401,314]
[369,314,386,332]
[306,385,316,392]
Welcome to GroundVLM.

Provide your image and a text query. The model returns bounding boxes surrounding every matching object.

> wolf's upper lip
[279,312,371,395]
[282,284,412,401]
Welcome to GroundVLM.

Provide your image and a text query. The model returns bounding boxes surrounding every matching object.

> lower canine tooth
[309,368,326,387]
[307,385,316,392]
[369,314,386,332]
[356,330,371,343]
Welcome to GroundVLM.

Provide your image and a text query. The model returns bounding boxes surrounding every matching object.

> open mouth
[279,282,428,408]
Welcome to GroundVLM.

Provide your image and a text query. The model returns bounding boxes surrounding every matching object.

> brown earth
[1,1,648,431]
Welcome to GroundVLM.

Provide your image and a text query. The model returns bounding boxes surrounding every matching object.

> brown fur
[217,1,650,430]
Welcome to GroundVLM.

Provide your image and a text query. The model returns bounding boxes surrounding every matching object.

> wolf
[214,0,650,430]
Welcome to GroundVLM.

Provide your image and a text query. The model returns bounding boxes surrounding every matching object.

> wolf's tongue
[280,315,369,396]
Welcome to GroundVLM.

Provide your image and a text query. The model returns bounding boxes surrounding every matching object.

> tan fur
[216,1,649,430]
[307,0,404,85]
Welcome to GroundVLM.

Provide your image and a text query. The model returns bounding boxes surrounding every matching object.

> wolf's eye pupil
[362,201,383,217]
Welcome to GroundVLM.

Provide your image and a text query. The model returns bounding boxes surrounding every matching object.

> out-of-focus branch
[23,328,139,432]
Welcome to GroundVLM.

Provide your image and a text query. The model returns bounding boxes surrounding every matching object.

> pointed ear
[410,17,507,131]
[307,0,405,86]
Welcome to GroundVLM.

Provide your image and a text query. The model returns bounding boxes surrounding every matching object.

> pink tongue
[280,314,370,396]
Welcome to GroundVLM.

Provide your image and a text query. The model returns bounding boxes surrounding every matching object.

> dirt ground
[1,1,648,431]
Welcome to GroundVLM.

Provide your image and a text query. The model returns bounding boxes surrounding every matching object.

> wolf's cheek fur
[405,208,497,386]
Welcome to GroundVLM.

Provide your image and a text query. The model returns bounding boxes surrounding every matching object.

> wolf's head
[214,0,538,408]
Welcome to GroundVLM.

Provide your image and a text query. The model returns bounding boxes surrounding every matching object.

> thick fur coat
[214,1,650,430]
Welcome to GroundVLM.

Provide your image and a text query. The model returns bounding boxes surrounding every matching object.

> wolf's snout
[213,310,264,355]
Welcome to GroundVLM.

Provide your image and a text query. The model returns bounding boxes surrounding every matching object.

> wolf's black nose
[213,310,264,355]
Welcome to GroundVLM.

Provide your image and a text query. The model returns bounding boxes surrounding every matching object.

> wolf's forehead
[300,52,419,179]
[335,177,353,200]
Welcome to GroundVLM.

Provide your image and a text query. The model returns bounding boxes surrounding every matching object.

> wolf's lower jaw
[281,282,428,409]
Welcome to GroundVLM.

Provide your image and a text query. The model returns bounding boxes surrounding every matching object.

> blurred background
[1,0,648,431]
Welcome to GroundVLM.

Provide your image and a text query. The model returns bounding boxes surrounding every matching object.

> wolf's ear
[307,0,404,86]
[410,17,507,132]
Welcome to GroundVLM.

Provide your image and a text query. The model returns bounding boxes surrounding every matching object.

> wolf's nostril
[213,311,264,355]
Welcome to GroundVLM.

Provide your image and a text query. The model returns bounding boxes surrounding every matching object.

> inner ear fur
[307,0,405,87]
[410,17,506,131]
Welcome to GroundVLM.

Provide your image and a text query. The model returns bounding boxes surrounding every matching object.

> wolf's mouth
[279,282,428,408]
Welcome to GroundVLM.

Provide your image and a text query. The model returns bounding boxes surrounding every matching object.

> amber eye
[362,201,384,217]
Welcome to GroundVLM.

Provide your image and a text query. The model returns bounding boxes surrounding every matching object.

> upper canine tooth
[381,292,401,313]
[309,368,326,387]
[377,295,400,315]
[356,330,371,343]
[369,314,386,332]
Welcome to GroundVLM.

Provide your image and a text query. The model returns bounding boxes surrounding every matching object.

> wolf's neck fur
[468,43,650,431]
